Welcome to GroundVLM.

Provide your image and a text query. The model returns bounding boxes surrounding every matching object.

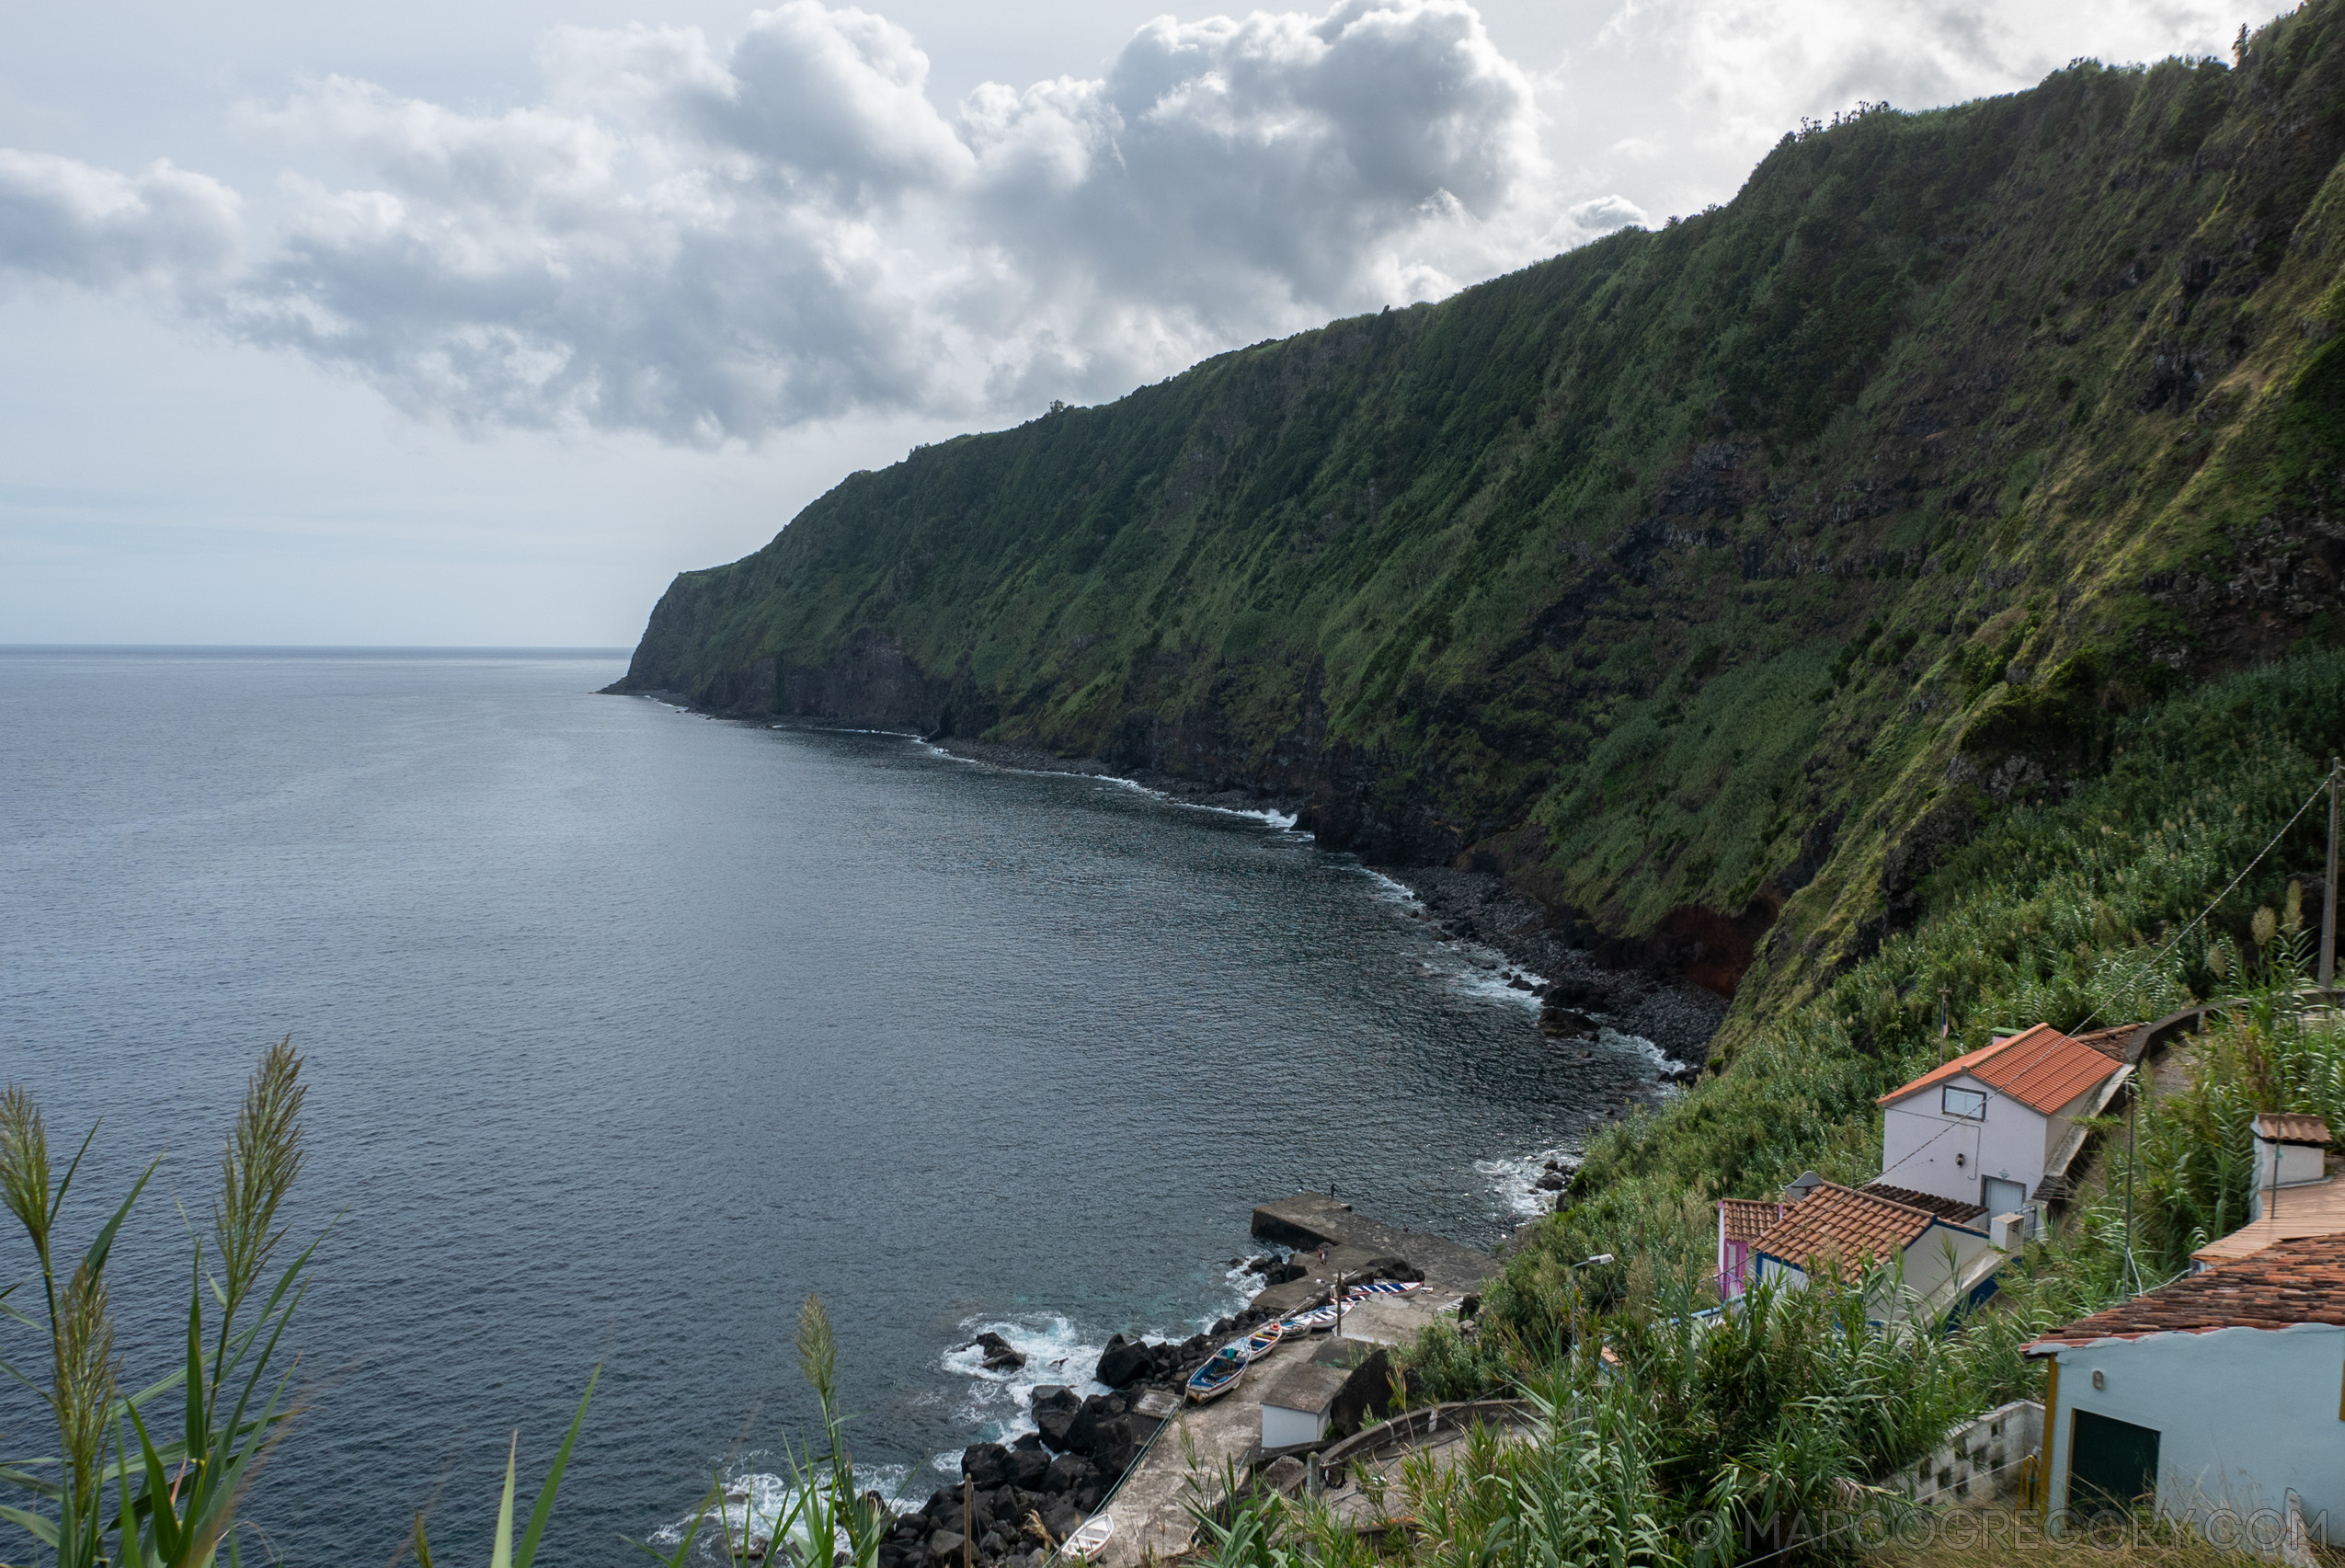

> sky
[0,0,2266,645]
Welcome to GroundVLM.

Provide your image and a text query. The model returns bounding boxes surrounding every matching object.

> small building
[1715,1197,1785,1302]
[2194,1116,2344,1268]
[1259,1341,1390,1452]
[1748,1181,1996,1313]
[2251,1115,2333,1217]
[1875,1024,2128,1219]
[2023,1234,2345,1543]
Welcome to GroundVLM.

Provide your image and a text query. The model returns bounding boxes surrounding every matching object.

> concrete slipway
[1089,1196,1504,1568]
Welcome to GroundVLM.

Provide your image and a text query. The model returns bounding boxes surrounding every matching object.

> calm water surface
[0,649,1657,1563]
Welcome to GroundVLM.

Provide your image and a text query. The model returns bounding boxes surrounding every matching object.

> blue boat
[1184,1345,1248,1403]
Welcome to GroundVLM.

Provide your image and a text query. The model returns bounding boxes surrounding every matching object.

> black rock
[1041,1453,1096,1494]
[1043,1502,1082,1542]
[1008,1449,1051,1488]
[1210,1316,1235,1335]
[929,1531,966,1563]
[972,1332,1026,1371]
[961,1444,1012,1489]
[1095,1334,1151,1390]
[1029,1385,1080,1448]
[1011,1433,1043,1453]
[1060,1399,1104,1456]
[1073,1484,1104,1513]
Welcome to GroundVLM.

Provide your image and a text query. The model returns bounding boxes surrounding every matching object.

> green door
[2070,1409,2160,1515]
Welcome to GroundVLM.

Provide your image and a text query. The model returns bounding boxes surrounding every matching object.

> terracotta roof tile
[1878,1023,2120,1116]
[1719,1198,1785,1244]
[1753,1183,1944,1272]
[2027,1234,2345,1345]
[1859,1182,1988,1224]
[2190,1176,2345,1265]
[2068,1024,2138,1063]
[2253,1113,2332,1147]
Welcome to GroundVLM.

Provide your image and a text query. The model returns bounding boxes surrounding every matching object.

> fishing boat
[1063,1512,1114,1562]
[1344,1279,1423,1299]
[1276,1304,1339,1334]
[1185,1345,1247,1402]
[1238,1320,1286,1361]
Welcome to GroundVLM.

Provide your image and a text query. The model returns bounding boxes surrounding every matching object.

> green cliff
[615,2,2345,1048]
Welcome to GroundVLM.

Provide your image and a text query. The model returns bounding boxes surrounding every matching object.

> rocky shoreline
[615,707,1730,1076]
[923,737,1725,1074]
[879,1257,1421,1568]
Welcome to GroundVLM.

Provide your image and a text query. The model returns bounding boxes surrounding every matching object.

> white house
[1748,1182,1997,1313]
[2025,1234,2345,1550]
[1874,1024,2127,1219]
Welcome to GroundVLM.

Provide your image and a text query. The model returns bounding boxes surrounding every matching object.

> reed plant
[2,1039,324,1568]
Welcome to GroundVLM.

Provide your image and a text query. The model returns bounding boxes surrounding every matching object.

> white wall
[1880,1072,2053,1208]
[1754,1221,1994,1318]
[1263,1403,1328,1449]
[2044,1324,2345,1541]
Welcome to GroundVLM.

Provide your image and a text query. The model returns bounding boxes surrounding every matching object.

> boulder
[1029,1386,1080,1449]
[1539,1005,1596,1041]
[1094,1334,1152,1390]
[1041,1453,1096,1494]
[1041,1502,1084,1543]
[928,1531,966,1564]
[1007,1448,1051,1488]
[1089,1419,1140,1478]
[961,1444,1012,1490]
[972,1332,1026,1372]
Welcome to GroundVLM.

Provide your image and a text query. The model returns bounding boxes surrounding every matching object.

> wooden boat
[1063,1512,1114,1561]
[1185,1345,1247,1402]
[1239,1321,1286,1361]
[1277,1304,1339,1334]
[1344,1279,1423,1299]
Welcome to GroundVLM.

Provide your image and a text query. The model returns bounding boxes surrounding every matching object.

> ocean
[0,647,1662,1562]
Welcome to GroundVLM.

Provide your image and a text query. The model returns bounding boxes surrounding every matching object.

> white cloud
[0,0,1609,443]
[1599,0,2238,164]
[0,152,241,292]
[3,0,2235,447]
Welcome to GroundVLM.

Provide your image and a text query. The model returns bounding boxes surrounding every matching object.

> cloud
[1599,0,2238,162]
[0,0,1618,442]
[0,152,241,292]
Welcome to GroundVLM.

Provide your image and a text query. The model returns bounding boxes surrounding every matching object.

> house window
[1942,1086,1988,1120]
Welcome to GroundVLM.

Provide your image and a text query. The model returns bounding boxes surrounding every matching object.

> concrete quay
[1089,1196,1500,1568]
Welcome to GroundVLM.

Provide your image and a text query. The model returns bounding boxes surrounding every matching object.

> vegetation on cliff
[619,0,2345,1049]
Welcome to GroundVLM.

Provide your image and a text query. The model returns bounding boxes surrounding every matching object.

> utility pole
[2324,757,2339,988]
[2122,1089,2140,1298]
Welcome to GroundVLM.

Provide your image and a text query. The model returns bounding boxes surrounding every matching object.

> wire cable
[2065,766,2334,1038]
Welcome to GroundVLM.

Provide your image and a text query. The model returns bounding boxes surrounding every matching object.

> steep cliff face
[615,5,2345,1042]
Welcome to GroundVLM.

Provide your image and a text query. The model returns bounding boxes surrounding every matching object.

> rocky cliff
[614,5,2345,1047]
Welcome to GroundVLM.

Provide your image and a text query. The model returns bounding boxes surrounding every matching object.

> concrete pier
[1088,1197,1500,1568]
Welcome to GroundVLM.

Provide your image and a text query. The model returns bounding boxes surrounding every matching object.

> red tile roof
[1859,1182,1988,1224]
[2026,1234,2345,1345]
[1753,1183,1945,1271]
[1719,1198,1785,1244]
[2068,1025,2138,1063]
[2253,1113,2332,1147]
[1878,1023,2120,1116]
